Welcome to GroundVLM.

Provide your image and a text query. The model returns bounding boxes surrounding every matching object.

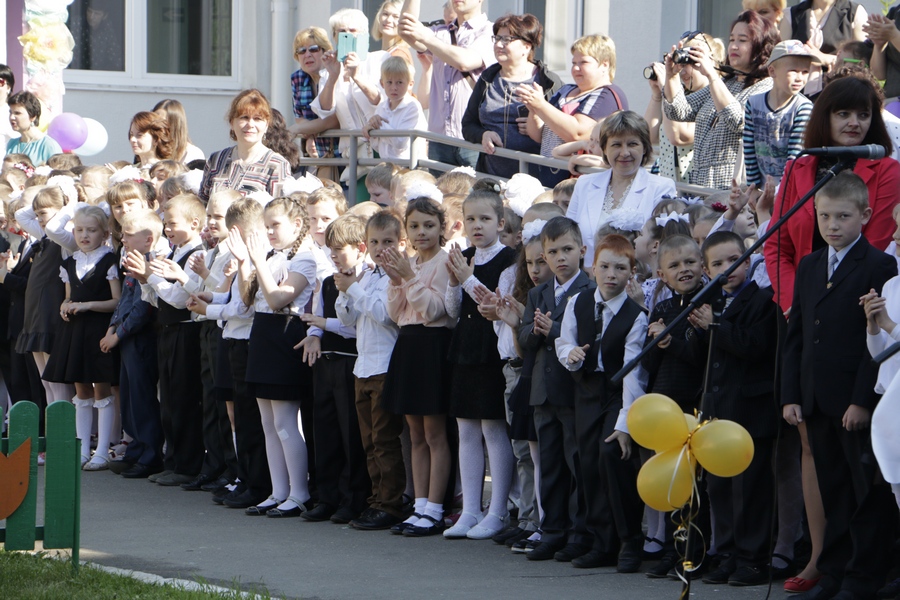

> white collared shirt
[335,266,398,378]
[556,289,649,433]
[206,276,254,340]
[141,239,204,317]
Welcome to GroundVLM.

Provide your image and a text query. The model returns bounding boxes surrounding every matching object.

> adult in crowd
[663,10,777,189]
[780,0,867,98]
[6,91,61,166]
[461,14,561,179]
[644,33,724,183]
[373,0,413,64]
[0,65,16,160]
[152,99,205,164]
[743,0,787,26]
[566,111,676,268]
[287,26,340,174]
[865,9,900,99]
[128,111,173,171]
[519,34,627,188]
[399,0,495,170]
[265,109,303,176]
[198,89,291,202]
[764,72,898,593]
[313,8,400,201]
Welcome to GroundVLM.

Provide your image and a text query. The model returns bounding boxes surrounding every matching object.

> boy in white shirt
[362,57,427,161]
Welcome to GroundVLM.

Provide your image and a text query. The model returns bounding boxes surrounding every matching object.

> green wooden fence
[1,401,81,572]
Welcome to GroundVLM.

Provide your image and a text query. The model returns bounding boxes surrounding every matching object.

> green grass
[0,551,271,599]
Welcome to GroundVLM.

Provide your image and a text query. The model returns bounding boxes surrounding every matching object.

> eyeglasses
[491,35,521,46]
[295,45,322,56]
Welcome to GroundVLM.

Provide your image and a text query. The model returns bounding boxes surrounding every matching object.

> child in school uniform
[126,193,206,486]
[641,234,707,578]
[186,199,272,509]
[43,205,121,470]
[363,57,427,162]
[234,196,315,518]
[336,211,406,530]
[783,172,898,600]
[179,189,241,493]
[685,231,782,586]
[296,214,370,524]
[557,234,649,573]
[382,197,454,537]
[104,210,163,478]
[443,190,518,541]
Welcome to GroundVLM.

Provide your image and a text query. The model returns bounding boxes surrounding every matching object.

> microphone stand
[612,156,854,387]
[873,340,900,364]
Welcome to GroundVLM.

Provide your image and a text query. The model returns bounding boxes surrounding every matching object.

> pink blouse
[387,250,454,328]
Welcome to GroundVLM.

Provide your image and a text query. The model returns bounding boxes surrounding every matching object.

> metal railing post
[348,134,358,205]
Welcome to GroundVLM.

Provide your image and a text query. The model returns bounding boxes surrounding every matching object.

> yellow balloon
[690,419,754,477]
[627,393,690,452]
[685,413,699,431]
[637,446,695,511]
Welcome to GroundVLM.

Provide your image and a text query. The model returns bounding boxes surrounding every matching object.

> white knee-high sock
[258,399,289,501]
[272,400,309,509]
[73,396,94,460]
[457,418,485,528]
[92,396,115,462]
[479,419,514,531]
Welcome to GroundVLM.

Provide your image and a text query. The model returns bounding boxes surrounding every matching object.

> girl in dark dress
[443,190,517,540]
[43,206,121,470]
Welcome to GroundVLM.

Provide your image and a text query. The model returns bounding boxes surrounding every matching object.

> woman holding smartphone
[461,14,560,179]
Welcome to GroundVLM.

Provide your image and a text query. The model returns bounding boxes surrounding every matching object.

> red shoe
[784,576,821,593]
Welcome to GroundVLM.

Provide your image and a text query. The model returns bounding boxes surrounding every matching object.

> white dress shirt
[556,288,649,433]
[206,276,255,340]
[335,266,398,378]
[141,239,204,318]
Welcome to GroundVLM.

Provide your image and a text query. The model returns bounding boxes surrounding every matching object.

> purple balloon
[887,101,900,120]
[48,113,88,151]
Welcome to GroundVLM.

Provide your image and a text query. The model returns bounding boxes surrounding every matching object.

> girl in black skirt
[43,206,121,470]
[382,197,454,536]
[238,196,317,517]
[443,190,517,540]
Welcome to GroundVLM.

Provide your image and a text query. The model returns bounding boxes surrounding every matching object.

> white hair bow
[655,211,689,227]
[108,165,144,185]
[281,173,324,196]
[521,219,548,245]
[602,208,645,232]
[247,190,275,206]
[449,166,476,177]
[405,181,443,204]
[47,175,78,205]
[34,165,52,177]
[180,169,204,195]
[503,173,546,218]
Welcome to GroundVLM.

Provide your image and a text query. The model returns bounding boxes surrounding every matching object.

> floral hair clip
[12,163,34,178]
[655,211,690,227]
[521,219,547,245]
[710,202,727,213]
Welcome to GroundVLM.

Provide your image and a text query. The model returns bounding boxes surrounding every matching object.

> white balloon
[74,118,108,156]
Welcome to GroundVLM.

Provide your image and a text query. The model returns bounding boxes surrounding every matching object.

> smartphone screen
[517,105,529,119]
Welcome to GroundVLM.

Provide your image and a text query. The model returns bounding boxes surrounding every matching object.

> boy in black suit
[518,216,595,562]
[782,172,898,600]
[556,234,649,572]
[687,231,782,586]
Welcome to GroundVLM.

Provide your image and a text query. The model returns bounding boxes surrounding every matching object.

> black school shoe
[109,458,136,475]
[554,542,591,562]
[493,526,526,545]
[223,489,266,509]
[350,509,402,530]
[330,506,358,524]
[301,503,337,522]
[646,549,679,578]
[121,463,162,479]
[526,541,564,561]
[181,472,222,491]
[571,549,617,569]
[728,565,770,587]
[201,476,232,492]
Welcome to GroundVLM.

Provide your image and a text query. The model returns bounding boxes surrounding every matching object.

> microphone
[802,145,886,160]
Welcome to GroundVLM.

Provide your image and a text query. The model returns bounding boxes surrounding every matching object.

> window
[65,0,237,88]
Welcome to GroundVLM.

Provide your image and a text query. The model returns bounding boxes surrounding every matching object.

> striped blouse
[198,146,291,202]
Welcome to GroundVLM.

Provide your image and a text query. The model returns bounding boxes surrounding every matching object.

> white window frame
[64,0,240,92]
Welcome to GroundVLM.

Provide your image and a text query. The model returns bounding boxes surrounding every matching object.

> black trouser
[312,353,369,512]
[120,331,163,467]
[574,393,643,554]
[808,411,898,595]
[707,438,775,567]
[224,338,271,500]
[533,403,589,548]
[158,322,203,476]
[199,321,237,480]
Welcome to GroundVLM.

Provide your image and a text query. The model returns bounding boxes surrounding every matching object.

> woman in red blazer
[764,70,899,594]
[766,72,900,314]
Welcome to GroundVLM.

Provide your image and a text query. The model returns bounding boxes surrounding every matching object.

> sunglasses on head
[296,45,322,56]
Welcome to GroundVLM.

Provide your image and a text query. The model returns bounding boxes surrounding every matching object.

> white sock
[258,399,289,501]
[482,419,514,521]
[413,502,443,528]
[92,396,114,463]
[457,418,486,518]
[406,497,427,524]
[272,400,310,505]
[73,396,93,460]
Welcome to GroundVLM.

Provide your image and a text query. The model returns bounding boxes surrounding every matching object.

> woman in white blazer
[566,110,677,267]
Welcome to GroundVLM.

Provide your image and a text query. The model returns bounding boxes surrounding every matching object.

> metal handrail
[299,128,718,203]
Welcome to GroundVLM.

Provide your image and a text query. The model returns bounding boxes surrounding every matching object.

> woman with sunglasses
[519,34,627,188]
[461,14,560,179]
[289,26,340,161]
[663,11,778,189]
